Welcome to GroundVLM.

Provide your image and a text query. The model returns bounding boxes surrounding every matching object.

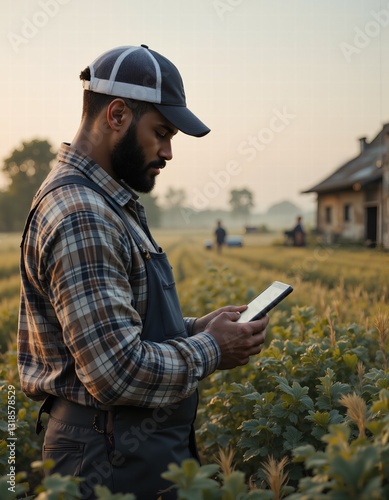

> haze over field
[1,0,388,215]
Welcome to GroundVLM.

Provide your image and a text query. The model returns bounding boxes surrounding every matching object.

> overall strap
[21,175,148,254]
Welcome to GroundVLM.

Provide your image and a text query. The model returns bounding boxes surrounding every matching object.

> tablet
[237,281,293,323]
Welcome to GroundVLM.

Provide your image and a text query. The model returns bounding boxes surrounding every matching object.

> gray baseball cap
[82,45,210,137]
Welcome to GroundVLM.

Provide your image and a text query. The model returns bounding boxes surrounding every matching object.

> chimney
[358,136,367,153]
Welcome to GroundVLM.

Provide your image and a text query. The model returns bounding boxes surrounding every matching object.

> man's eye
[156,131,166,139]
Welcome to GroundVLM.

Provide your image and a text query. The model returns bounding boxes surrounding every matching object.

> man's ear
[106,98,133,132]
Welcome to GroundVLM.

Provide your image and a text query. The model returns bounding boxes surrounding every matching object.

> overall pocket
[43,441,85,476]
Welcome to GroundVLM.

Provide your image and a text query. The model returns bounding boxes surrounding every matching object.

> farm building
[303,123,389,249]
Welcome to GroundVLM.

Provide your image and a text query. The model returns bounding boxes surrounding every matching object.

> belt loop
[106,410,115,435]
[35,395,55,435]
[92,409,115,435]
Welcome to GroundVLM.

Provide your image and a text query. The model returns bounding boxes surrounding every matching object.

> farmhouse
[303,123,389,249]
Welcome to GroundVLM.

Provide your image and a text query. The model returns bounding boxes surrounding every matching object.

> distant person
[292,216,306,247]
[215,220,227,253]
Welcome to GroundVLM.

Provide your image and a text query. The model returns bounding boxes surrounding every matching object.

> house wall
[317,191,365,243]
[383,167,389,249]
[316,183,389,248]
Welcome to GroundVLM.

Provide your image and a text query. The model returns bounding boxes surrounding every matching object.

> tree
[164,187,187,209]
[229,188,254,217]
[0,192,15,232]
[0,139,56,231]
[139,193,161,227]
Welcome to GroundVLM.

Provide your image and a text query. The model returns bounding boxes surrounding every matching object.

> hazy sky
[2,0,388,213]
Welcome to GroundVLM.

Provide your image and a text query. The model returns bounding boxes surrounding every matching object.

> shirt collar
[57,143,139,207]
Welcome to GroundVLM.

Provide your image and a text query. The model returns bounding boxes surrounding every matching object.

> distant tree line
[0,139,254,232]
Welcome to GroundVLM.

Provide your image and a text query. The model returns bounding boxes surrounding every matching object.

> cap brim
[154,104,210,137]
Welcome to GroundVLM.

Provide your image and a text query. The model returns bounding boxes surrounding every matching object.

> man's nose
[160,140,173,161]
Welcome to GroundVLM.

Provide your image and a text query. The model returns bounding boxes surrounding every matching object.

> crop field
[0,229,388,498]
[152,228,389,325]
[1,229,388,378]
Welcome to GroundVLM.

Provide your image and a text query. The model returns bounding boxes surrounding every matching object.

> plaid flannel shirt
[17,143,220,409]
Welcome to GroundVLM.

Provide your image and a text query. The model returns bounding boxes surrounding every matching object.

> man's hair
[79,67,155,122]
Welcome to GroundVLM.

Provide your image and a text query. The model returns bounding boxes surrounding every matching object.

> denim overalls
[24,175,199,499]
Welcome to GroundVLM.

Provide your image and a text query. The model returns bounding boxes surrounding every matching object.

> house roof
[303,123,389,194]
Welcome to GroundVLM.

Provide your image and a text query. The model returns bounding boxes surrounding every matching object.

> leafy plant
[1,238,389,498]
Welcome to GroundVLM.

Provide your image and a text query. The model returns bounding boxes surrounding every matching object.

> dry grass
[339,393,368,438]
[374,311,389,370]
[215,447,235,478]
[260,455,289,499]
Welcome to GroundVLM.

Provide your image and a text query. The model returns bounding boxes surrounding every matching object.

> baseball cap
[82,45,210,137]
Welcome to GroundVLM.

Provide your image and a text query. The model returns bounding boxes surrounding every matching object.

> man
[214,220,227,253]
[292,216,306,247]
[17,45,268,500]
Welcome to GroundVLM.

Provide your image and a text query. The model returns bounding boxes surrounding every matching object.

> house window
[325,207,332,224]
[344,204,351,222]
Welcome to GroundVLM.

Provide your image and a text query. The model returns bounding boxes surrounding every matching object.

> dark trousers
[41,398,182,500]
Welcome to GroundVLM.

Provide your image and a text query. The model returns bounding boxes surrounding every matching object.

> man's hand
[192,305,248,334]
[194,306,268,370]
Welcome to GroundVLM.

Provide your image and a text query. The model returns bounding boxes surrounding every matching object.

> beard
[111,122,165,193]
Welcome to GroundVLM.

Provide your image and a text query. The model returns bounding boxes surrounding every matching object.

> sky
[1,0,388,214]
